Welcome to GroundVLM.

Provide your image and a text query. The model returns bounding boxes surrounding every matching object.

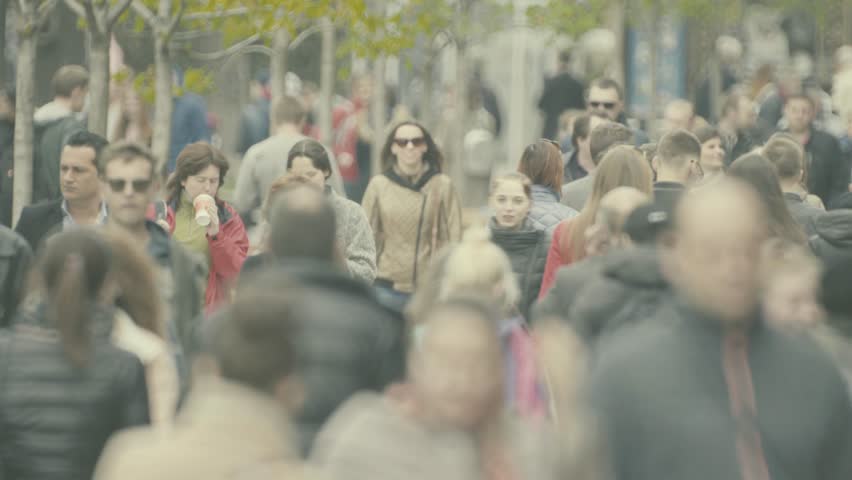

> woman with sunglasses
[164,143,249,313]
[362,121,462,311]
[518,139,579,235]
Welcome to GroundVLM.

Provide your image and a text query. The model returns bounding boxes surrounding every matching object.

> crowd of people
[0,49,851,479]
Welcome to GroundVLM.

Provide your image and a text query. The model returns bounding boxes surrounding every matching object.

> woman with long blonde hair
[539,145,654,296]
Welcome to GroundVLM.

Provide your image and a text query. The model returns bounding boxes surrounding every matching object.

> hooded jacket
[809,209,852,265]
[528,184,579,236]
[32,101,85,202]
[490,219,551,320]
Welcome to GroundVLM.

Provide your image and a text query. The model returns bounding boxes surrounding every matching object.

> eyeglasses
[106,178,153,194]
[589,101,617,110]
[393,137,426,148]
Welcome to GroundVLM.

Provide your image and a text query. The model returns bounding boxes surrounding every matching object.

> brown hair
[517,140,563,194]
[101,229,164,338]
[693,125,722,145]
[39,229,111,368]
[490,172,533,199]
[381,121,444,172]
[587,77,625,101]
[656,129,701,170]
[262,173,318,222]
[273,95,307,127]
[560,145,654,260]
[52,65,89,97]
[99,141,158,179]
[763,134,805,180]
[589,121,634,165]
[165,143,230,209]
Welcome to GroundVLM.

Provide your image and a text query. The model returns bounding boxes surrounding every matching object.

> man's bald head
[668,179,768,325]
[595,186,650,235]
[663,99,695,133]
[268,184,337,261]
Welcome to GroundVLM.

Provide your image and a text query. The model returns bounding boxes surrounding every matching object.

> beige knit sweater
[362,171,462,293]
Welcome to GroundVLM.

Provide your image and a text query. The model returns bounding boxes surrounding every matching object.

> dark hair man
[33,65,89,202]
[652,129,702,213]
[16,130,107,251]
[782,93,849,205]
[592,179,852,480]
[561,121,634,210]
[763,133,825,236]
[586,77,650,145]
[538,49,586,140]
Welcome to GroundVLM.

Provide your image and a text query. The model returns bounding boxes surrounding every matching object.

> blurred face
[102,158,155,230]
[60,146,101,202]
[289,156,328,188]
[735,97,758,130]
[700,137,726,172]
[490,179,531,229]
[391,125,428,174]
[587,86,623,121]
[670,193,765,324]
[784,98,814,133]
[412,310,503,431]
[664,105,694,132]
[70,86,88,113]
[763,271,825,330]
[181,164,220,200]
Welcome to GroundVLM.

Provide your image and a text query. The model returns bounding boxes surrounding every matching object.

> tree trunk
[452,41,468,190]
[86,31,110,136]
[12,30,36,225]
[269,27,289,128]
[420,55,435,130]
[0,0,8,84]
[151,33,173,173]
[318,18,334,145]
[370,55,386,179]
[648,10,660,137]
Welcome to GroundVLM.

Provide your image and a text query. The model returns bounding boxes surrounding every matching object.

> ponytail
[51,254,91,368]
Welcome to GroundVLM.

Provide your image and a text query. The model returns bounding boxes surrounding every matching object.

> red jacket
[165,200,248,313]
[538,220,577,298]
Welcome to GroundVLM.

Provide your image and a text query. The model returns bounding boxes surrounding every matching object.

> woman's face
[181,164,221,200]
[490,180,531,230]
[391,125,428,172]
[289,156,327,188]
[701,137,726,172]
[763,271,825,330]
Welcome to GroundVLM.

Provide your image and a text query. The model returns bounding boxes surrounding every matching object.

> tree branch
[35,0,59,25]
[184,33,261,61]
[62,0,85,18]
[130,0,157,26]
[107,0,134,27]
[82,0,106,36]
[181,7,248,21]
[289,23,321,50]
[165,0,184,38]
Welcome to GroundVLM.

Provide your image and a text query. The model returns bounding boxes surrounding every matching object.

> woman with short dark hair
[517,139,579,235]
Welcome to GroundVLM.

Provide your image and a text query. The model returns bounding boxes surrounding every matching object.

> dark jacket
[14,198,63,252]
[569,247,671,350]
[236,98,271,155]
[490,220,551,320]
[241,258,405,456]
[538,72,585,140]
[527,184,578,236]
[0,226,33,328]
[0,119,13,227]
[32,103,85,202]
[564,150,589,184]
[652,181,685,216]
[533,254,606,324]
[0,305,150,480]
[591,301,852,480]
[788,127,849,205]
[785,191,824,237]
[809,209,852,265]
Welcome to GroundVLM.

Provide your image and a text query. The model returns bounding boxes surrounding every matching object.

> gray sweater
[328,190,377,284]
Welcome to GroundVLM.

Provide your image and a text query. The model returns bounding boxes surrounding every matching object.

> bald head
[596,186,650,234]
[669,180,768,324]
[663,100,695,133]
[268,185,337,261]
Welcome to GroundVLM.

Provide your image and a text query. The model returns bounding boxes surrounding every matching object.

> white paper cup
[193,194,215,227]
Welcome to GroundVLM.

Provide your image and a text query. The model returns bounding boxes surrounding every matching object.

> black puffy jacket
[490,220,551,320]
[809,209,852,266]
[0,306,150,480]
[569,247,672,351]
[241,259,405,456]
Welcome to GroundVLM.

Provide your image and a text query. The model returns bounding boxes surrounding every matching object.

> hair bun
[461,226,492,245]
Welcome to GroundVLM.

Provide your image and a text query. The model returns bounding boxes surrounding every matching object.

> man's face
[70,86,88,113]
[60,146,101,202]
[102,157,156,229]
[669,185,766,324]
[735,97,758,130]
[664,104,694,133]
[763,270,824,330]
[784,98,814,133]
[587,86,623,121]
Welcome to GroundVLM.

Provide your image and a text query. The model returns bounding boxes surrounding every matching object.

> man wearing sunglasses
[15,130,108,251]
[586,78,649,146]
[100,141,204,398]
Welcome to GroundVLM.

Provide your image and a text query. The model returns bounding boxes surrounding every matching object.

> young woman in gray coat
[518,139,578,236]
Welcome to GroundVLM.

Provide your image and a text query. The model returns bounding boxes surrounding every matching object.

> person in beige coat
[95,272,315,480]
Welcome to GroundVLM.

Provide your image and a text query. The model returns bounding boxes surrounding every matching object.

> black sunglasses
[106,178,153,194]
[589,101,617,110]
[393,137,426,148]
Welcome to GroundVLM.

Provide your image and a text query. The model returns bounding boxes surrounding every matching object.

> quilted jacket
[490,219,551,320]
[527,185,578,237]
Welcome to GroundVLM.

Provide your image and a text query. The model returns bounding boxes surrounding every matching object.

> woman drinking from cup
[165,143,248,312]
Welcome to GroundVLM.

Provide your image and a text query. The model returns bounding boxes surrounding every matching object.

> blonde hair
[439,227,520,315]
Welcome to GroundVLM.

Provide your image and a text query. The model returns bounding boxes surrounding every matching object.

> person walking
[561,121,634,211]
[0,229,150,480]
[693,125,727,180]
[517,139,579,235]
[165,143,248,313]
[763,133,826,236]
[361,121,462,311]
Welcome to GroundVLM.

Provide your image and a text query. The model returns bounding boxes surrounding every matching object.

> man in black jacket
[15,131,108,251]
[0,225,32,327]
[783,94,849,205]
[538,50,585,140]
[242,184,405,456]
[592,180,852,480]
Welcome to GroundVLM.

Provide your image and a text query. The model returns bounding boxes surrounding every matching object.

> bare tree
[64,0,133,136]
[12,0,58,224]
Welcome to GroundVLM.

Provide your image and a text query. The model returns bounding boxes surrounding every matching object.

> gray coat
[561,174,594,211]
[785,192,824,238]
[328,190,377,284]
[528,185,579,236]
